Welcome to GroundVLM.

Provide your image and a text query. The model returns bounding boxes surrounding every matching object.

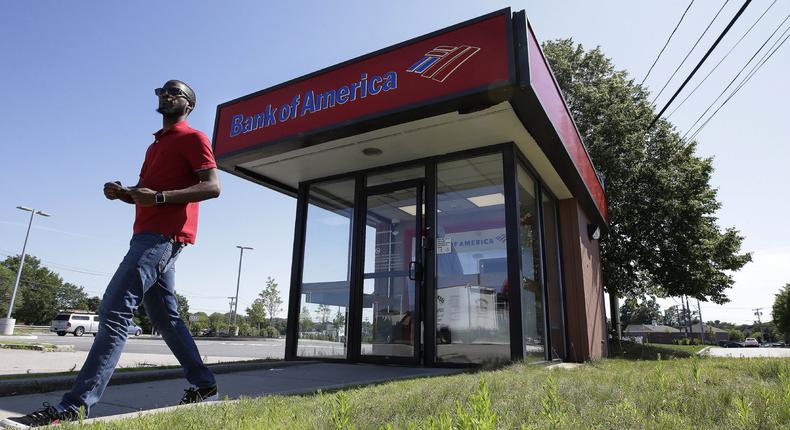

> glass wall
[297,178,355,358]
[435,153,510,364]
[542,190,566,359]
[516,166,545,360]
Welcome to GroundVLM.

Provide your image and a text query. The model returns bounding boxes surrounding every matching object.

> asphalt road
[17,332,287,359]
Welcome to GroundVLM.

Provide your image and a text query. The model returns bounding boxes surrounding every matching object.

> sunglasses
[154,87,192,102]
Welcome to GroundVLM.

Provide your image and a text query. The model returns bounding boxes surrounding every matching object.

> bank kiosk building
[213,9,608,366]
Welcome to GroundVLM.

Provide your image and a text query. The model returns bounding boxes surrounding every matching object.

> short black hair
[165,79,196,107]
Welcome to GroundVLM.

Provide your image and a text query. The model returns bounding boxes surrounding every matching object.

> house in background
[623,324,680,344]
[624,322,729,344]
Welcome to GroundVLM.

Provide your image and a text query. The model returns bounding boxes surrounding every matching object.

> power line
[649,0,753,129]
[641,0,696,86]
[667,0,778,119]
[651,0,731,104]
[687,26,790,140]
[683,12,790,139]
[0,249,111,277]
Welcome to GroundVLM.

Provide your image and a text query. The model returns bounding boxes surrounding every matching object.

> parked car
[50,312,100,337]
[743,338,760,347]
[127,323,143,336]
[718,340,744,348]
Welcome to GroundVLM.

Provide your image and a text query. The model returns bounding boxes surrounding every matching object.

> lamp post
[232,245,253,335]
[1,206,51,335]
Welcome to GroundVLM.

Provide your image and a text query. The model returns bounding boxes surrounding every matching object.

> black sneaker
[1,402,79,428]
[179,386,218,404]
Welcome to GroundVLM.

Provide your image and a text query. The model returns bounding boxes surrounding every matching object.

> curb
[0,335,38,341]
[0,343,73,352]
[0,360,318,397]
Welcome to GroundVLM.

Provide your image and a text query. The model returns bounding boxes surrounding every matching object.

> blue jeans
[60,233,215,416]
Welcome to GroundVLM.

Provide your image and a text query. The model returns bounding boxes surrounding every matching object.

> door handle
[409,261,423,281]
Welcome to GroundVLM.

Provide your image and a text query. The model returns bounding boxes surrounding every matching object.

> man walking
[3,80,221,428]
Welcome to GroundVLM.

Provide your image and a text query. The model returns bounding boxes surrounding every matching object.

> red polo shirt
[133,121,217,244]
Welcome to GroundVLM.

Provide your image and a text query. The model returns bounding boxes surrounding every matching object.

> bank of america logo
[406,45,481,83]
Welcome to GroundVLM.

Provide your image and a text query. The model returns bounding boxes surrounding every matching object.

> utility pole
[685,295,693,337]
[232,246,253,335]
[680,296,689,336]
[227,297,236,328]
[1,207,51,336]
[696,299,705,345]
[753,308,764,341]
[609,294,622,352]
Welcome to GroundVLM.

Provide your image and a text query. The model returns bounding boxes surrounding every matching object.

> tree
[619,296,661,327]
[246,300,267,335]
[175,293,190,321]
[333,308,346,336]
[0,264,16,316]
[728,329,744,341]
[2,255,64,324]
[189,311,210,336]
[133,293,189,335]
[0,255,100,324]
[661,305,682,327]
[134,303,152,334]
[542,40,751,303]
[208,312,229,334]
[772,284,790,341]
[300,306,313,332]
[259,277,283,324]
[317,304,331,324]
[79,296,102,313]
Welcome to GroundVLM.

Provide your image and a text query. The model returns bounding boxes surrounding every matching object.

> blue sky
[1,1,787,324]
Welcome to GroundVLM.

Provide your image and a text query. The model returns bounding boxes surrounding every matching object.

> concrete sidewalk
[0,363,463,421]
[0,349,259,375]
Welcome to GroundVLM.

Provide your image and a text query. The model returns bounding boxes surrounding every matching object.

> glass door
[359,179,424,363]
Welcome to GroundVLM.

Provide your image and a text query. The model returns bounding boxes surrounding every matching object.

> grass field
[63,351,790,430]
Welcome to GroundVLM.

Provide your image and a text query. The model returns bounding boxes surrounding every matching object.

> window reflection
[435,154,510,364]
[517,166,545,360]
[542,190,566,359]
[297,178,354,359]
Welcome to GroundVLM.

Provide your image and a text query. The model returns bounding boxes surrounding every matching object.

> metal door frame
[354,178,425,365]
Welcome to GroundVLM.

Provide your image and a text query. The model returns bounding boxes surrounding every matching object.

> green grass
[63,355,790,430]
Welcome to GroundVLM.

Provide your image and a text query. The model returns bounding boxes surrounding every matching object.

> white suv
[50,312,100,337]
[743,337,760,347]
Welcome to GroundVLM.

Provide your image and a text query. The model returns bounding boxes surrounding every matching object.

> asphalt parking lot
[12,332,287,358]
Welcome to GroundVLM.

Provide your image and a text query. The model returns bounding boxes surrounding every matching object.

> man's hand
[103,181,129,201]
[128,187,157,207]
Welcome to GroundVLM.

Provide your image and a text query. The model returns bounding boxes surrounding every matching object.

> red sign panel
[527,24,608,221]
[214,12,512,158]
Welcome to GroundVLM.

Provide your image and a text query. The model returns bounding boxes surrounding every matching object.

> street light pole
[1,206,51,335]
[232,245,253,334]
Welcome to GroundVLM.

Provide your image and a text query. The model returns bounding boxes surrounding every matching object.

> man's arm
[128,168,221,207]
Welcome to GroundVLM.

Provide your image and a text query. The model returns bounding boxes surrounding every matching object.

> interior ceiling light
[362,147,383,156]
[398,204,437,216]
[466,193,505,207]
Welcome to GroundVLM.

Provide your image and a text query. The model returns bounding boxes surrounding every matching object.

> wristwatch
[155,192,166,205]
